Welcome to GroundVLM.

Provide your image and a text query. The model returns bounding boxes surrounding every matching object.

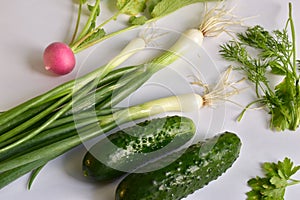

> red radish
[43,42,76,75]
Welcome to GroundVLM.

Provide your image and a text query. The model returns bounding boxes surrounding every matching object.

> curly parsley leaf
[220,3,300,131]
[247,158,300,200]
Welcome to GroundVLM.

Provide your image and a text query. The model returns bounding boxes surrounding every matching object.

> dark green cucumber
[82,116,195,182]
[115,132,241,200]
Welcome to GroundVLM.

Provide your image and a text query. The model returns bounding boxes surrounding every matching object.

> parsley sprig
[247,157,300,200]
[220,2,300,131]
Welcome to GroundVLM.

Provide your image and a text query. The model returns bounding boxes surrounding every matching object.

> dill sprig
[220,2,300,131]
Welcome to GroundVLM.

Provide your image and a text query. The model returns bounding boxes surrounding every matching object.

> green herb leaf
[129,15,148,25]
[270,176,288,188]
[279,157,300,178]
[79,28,106,47]
[86,2,101,32]
[116,0,147,16]
[246,157,300,200]
[263,162,280,178]
[148,0,162,13]
[87,4,100,16]
[247,176,279,200]
[150,0,217,18]
[269,60,286,75]
[270,75,300,131]
[262,187,285,200]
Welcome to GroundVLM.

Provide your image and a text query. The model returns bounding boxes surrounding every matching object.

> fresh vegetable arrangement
[2,1,300,200]
[220,2,300,131]
[43,0,219,75]
[0,3,243,191]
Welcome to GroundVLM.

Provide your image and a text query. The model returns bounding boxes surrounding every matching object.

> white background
[1,0,300,199]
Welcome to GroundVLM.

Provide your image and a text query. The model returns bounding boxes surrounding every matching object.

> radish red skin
[43,42,76,75]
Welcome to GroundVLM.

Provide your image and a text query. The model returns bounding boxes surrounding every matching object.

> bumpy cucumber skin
[82,116,195,182]
[115,132,241,200]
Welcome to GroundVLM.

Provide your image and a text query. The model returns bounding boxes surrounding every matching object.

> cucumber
[82,116,196,182]
[115,132,241,200]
